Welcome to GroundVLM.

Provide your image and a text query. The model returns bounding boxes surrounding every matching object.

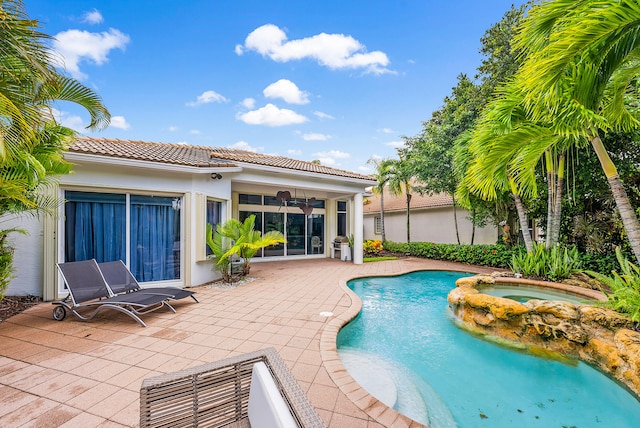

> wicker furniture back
[140,347,325,427]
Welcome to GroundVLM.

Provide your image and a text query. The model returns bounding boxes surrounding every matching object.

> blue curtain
[65,192,126,263]
[130,196,180,282]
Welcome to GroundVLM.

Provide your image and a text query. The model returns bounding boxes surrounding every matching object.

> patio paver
[0,257,494,427]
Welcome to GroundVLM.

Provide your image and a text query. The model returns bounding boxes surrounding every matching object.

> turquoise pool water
[337,271,640,427]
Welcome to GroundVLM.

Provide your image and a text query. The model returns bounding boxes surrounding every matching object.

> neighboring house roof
[363,185,453,214]
[69,137,376,181]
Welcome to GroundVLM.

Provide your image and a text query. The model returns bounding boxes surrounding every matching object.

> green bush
[586,248,640,322]
[0,231,16,300]
[383,241,514,268]
[510,243,581,281]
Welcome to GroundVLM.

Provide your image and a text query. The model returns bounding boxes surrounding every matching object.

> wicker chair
[140,347,325,427]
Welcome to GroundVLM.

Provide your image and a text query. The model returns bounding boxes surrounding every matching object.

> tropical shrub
[0,228,26,300]
[363,240,383,255]
[586,248,640,323]
[206,215,286,281]
[383,241,515,268]
[206,223,232,282]
[0,232,14,300]
[510,243,581,281]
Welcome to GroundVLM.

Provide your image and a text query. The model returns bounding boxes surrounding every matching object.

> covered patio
[0,258,494,427]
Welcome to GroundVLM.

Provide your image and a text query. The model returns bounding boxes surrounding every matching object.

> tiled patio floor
[0,257,495,427]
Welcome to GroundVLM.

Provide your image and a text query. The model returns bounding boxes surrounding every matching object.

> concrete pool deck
[0,257,495,427]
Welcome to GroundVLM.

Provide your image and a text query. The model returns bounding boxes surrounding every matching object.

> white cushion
[248,362,297,428]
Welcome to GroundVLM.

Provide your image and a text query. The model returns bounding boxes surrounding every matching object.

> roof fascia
[64,152,243,174]
[236,162,377,186]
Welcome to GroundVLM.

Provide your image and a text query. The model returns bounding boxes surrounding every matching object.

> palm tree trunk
[380,191,386,242]
[591,134,640,264]
[513,192,533,252]
[406,193,412,243]
[471,208,476,245]
[551,154,565,245]
[545,150,555,248]
[452,193,461,245]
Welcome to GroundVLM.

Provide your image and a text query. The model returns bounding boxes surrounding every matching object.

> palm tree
[386,156,414,243]
[510,0,640,262]
[0,0,110,217]
[208,216,286,279]
[367,157,393,242]
[0,1,110,299]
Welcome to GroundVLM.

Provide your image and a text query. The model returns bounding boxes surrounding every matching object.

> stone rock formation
[448,275,640,397]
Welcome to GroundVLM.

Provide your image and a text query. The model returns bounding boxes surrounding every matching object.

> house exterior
[363,186,498,244]
[4,137,376,300]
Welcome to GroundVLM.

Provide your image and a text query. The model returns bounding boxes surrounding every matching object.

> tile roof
[363,185,453,213]
[69,137,376,181]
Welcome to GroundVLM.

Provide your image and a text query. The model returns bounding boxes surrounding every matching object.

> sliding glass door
[64,191,181,282]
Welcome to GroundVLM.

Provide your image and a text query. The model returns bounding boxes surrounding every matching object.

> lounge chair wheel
[52,306,66,321]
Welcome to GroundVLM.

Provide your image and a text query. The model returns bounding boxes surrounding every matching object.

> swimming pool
[337,271,640,427]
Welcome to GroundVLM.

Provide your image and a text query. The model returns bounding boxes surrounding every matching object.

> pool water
[337,271,640,427]
[481,284,589,304]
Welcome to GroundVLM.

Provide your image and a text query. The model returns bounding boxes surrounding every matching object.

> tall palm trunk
[509,176,533,252]
[452,193,461,244]
[406,192,412,243]
[591,134,640,264]
[470,208,476,245]
[380,191,386,242]
[551,154,565,245]
[545,150,555,248]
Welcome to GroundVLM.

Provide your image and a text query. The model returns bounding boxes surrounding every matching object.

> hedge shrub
[383,241,514,268]
[383,240,622,275]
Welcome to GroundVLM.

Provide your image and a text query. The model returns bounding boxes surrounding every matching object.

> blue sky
[28,0,524,174]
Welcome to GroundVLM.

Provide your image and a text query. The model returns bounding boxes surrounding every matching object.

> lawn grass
[364,256,398,262]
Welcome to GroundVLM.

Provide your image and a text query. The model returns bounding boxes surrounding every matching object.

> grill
[331,236,349,259]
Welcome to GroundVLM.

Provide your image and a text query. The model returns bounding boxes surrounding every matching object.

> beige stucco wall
[364,206,497,245]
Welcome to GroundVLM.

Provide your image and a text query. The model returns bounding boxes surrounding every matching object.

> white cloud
[370,154,384,161]
[189,129,201,135]
[236,103,308,127]
[312,150,350,165]
[358,165,372,172]
[238,24,392,75]
[53,109,85,132]
[263,79,309,104]
[168,125,178,132]
[228,141,263,152]
[242,98,256,109]
[313,111,335,120]
[302,133,331,141]
[52,28,130,79]
[187,90,228,106]
[378,127,394,134]
[386,140,405,149]
[110,115,130,130]
[177,141,188,145]
[82,9,103,25]
[288,149,302,155]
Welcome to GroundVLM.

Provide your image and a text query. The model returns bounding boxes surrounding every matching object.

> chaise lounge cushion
[248,362,297,428]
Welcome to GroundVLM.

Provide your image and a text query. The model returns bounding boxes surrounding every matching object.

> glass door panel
[264,212,284,257]
[307,214,324,254]
[286,213,305,255]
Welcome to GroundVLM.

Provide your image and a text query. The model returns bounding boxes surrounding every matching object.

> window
[64,190,181,282]
[374,216,383,235]
[238,194,262,205]
[337,201,347,237]
[239,193,326,258]
[205,200,222,256]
